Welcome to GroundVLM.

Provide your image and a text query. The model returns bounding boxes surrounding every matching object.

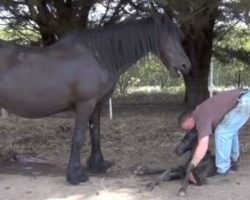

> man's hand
[189,172,197,184]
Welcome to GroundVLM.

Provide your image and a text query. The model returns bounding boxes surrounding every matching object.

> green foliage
[245,40,250,51]
[213,27,250,87]
[117,67,140,94]
[0,26,40,45]
[117,56,182,94]
[0,28,9,40]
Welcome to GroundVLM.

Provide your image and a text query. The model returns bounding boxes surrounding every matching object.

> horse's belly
[2,97,71,118]
[0,80,72,118]
[0,52,109,118]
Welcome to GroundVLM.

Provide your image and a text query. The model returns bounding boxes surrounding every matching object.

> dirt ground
[1,93,250,200]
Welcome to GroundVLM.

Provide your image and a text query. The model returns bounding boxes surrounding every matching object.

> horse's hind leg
[87,104,114,173]
[66,100,95,185]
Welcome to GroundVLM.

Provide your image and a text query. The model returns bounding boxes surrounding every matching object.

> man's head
[178,110,195,131]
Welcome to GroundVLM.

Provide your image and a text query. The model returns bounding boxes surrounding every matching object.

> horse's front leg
[87,104,114,173]
[66,101,95,185]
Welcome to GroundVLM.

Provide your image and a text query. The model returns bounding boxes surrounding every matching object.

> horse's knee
[73,130,85,147]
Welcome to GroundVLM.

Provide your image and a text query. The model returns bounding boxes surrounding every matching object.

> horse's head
[155,15,191,76]
[174,129,198,156]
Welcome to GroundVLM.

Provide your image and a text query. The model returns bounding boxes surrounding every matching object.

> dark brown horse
[0,14,191,185]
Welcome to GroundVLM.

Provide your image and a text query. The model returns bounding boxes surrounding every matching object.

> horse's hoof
[67,169,89,185]
[178,189,187,197]
[87,158,115,173]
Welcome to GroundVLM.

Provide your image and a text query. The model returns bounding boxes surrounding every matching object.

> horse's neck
[117,50,150,76]
[81,19,158,77]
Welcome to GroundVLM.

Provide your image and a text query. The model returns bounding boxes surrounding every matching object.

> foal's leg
[66,101,95,185]
[178,163,195,196]
[87,104,114,173]
[146,166,186,191]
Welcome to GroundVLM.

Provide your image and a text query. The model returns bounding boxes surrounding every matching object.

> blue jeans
[214,91,250,173]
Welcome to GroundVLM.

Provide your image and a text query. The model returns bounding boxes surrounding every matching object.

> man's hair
[177,109,193,126]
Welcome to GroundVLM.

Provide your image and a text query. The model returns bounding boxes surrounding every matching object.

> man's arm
[190,135,209,166]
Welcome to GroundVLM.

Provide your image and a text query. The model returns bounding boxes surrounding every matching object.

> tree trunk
[40,32,57,46]
[33,0,94,46]
[181,5,218,108]
[182,35,212,108]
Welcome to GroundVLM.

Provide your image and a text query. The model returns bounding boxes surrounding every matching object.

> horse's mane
[62,14,179,73]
